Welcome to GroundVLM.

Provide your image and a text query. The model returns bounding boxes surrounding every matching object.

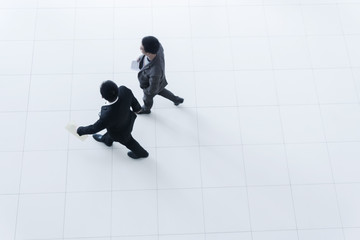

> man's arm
[77,118,107,136]
[131,94,142,112]
[144,66,162,95]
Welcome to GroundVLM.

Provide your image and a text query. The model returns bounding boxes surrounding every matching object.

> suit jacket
[77,86,141,140]
[138,43,168,96]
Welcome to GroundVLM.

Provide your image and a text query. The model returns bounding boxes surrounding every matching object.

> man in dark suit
[137,36,184,114]
[77,80,149,159]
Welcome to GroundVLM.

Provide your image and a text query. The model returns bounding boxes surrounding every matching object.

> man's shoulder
[118,85,132,95]
[101,105,110,113]
[119,85,130,91]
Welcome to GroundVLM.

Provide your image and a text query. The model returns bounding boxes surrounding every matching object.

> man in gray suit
[136,36,184,114]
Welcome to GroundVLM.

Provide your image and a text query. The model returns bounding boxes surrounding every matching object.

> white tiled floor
[1,0,360,239]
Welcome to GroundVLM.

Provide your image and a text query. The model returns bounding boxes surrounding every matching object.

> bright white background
[1,0,360,239]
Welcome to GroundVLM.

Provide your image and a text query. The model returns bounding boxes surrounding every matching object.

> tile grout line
[13,0,40,239]
[61,0,78,238]
[225,0,256,239]
[335,3,360,105]
[263,1,301,239]
[301,1,346,239]
[109,0,116,238]
[148,1,161,239]
[1,180,360,196]
[319,2,359,239]
[187,1,208,238]
[3,65,360,77]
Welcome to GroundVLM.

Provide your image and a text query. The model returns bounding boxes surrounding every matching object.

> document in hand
[131,60,140,71]
[65,122,88,141]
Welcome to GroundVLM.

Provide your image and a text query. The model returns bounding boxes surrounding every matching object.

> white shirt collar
[104,97,118,106]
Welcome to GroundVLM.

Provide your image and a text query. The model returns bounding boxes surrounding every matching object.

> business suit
[138,43,180,111]
[77,85,148,157]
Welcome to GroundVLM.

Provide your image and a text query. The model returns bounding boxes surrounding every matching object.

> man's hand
[77,126,85,136]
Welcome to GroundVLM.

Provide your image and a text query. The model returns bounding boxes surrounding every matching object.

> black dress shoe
[92,134,112,147]
[174,97,184,106]
[127,151,149,159]
[137,108,151,114]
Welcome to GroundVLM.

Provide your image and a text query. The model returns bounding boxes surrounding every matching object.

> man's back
[101,86,140,138]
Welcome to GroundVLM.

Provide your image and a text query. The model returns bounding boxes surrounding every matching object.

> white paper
[131,60,139,71]
[65,122,88,141]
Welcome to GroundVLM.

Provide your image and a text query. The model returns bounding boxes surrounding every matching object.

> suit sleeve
[144,66,162,95]
[131,94,142,112]
[77,117,107,136]
[120,86,142,112]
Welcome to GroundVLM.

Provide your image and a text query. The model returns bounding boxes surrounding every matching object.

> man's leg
[92,132,114,147]
[158,88,184,105]
[139,92,155,114]
[119,135,149,159]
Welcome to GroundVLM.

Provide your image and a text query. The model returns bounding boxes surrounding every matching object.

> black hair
[142,36,160,54]
[100,80,118,102]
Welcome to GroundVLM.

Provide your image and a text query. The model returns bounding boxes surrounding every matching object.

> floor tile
[153,7,191,38]
[328,142,360,183]
[313,69,358,104]
[292,185,342,229]
[21,150,67,193]
[0,41,33,74]
[24,111,69,151]
[0,152,22,194]
[0,112,27,151]
[345,35,360,67]
[67,149,112,192]
[298,229,344,240]
[192,38,233,71]
[265,5,305,36]
[243,144,289,186]
[336,183,360,227]
[306,36,350,68]
[32,40,74,74]
[0,9,36,40]
[338,4,360,35]
[227,6,267,37]
[161,38,194,72]
[197,107,241,145]
[64,192,111,238]
[286,143,333,184]
[0,75,30,112]
[321,104,360,142]
[28,74,72,111]
[280,105,325,143]
[274,69,318,105]
[203,187,251,232]
[16,193,65,239]
[156,108,199,147]
[301,5,343,35]
[35,9,75,40]
[195,71,237,107]
[239,106,283,144]
[200,146,245,187]
[112,190,158,235]
[235,70,278,106]
[158,189,204,234]
[252,231,298,240]
[157,147,202,189]
[75,8,114,39]
[231,37,273,70]
[112,148,157,190]
[248,186,296,231]
[0,195,18,240]
[73,40,114,74]
[190,6,229,37]
[269,36,311,69]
